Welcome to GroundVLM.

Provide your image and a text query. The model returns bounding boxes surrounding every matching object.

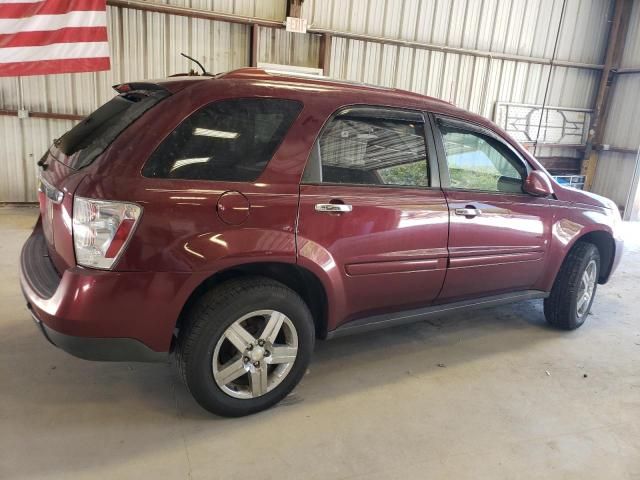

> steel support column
[318,33,332,75]
[286,0,303,18]
[249,24,259,67]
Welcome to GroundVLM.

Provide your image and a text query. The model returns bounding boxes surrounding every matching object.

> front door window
[440,125,527,194]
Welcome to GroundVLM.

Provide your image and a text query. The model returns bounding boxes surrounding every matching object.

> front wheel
[175,277,315,417]
[544,242,600,330]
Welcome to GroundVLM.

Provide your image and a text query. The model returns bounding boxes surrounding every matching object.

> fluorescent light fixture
[194,127,239,139]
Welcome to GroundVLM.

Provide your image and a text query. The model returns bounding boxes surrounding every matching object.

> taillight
[72,196,142,269]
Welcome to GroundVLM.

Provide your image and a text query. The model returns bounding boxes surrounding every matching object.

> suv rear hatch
[37,81,178,273]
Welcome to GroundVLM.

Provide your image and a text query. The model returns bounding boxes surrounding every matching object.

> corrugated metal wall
[593,151,638,208]
[313,0,610,163]
[0,0,628,203]
[310,0,609,103]
[0,1,319,202]
[592,0,640,214]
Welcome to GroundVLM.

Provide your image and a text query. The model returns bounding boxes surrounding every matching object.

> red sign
[0,0,110,77]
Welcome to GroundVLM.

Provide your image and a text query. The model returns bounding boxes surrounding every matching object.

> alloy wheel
[212,310,299,399]
[576,259,597,317]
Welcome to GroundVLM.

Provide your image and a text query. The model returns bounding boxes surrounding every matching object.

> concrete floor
[1,205,639,480]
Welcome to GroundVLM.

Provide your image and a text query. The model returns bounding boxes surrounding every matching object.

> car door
[431,115,552,301]
[296,106,449,329]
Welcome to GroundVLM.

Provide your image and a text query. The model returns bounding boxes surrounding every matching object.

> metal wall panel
[0,0,623,202]
[328,40,600,117]
[599,0,640,152]
[322,0,608,171]
[148,0,285,20]
[0,116,75,202]
[591,1,640,213]
[602,75,640,151]
[314,0,640,212]
[592,150,639,209]
[620,0,640,68]
[258,27,320,67]
[2,6,252,115]
[0,5,258,202]
[599,0,640,151]
[303,0,612,64]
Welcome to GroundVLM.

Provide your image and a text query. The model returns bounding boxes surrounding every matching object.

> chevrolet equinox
[20,68,623,416]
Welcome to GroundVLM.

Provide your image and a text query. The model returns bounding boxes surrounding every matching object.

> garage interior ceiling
[0,0,639,215]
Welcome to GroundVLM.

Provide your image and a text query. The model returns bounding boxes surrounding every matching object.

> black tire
[175,276,315,417]
[544,242,600,330]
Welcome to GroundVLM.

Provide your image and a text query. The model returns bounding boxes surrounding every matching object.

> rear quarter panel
[78,79,328,273]
[38,150,86,272]
[73,78,382,347]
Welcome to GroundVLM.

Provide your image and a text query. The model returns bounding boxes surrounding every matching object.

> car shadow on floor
[1,301,562,421]
[300,299,555,389]
[0,295,624,479]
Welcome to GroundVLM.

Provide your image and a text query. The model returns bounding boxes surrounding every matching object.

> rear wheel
[544,242,600,330]
[176,277,314,416]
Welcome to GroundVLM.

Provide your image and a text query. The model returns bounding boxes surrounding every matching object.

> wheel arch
[173,262,330,350]
[574,230,616,284]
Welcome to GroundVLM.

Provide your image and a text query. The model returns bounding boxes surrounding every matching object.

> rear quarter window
[142,98,303,182]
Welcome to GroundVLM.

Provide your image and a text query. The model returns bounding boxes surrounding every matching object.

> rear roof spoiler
[112,82,168,94]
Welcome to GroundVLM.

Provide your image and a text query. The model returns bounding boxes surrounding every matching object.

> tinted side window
[309,112,429,187]
[143,98,302,181]
[440,125,527,193]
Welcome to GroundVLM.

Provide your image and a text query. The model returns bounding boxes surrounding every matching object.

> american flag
[0,0,110,77]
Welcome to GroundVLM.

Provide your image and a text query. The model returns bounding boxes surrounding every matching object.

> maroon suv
[20,68,623,416]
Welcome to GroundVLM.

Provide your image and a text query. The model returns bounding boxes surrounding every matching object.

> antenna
[180,52,208,76]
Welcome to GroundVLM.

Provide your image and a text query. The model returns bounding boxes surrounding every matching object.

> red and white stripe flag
[0,0,110,77]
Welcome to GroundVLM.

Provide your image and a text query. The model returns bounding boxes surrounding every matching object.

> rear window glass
[58,90,169,169]
[142,98,302,182]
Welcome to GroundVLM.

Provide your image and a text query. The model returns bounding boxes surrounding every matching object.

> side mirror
[523,170,554,197]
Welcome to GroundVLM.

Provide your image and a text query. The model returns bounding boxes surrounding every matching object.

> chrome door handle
[315,203,353,213]
[454,207,481,217]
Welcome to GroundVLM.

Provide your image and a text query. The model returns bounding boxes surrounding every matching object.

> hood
[553,182,617,210]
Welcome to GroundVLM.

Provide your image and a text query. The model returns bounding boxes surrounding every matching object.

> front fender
[537,204,619,291]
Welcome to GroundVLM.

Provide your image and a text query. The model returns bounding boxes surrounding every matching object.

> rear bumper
[28,305,166,362]
[20,226,195,360]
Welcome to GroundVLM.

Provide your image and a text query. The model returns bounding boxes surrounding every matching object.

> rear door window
[302,107,429,188]
[142,98,303,182]
[58,90,169,170]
